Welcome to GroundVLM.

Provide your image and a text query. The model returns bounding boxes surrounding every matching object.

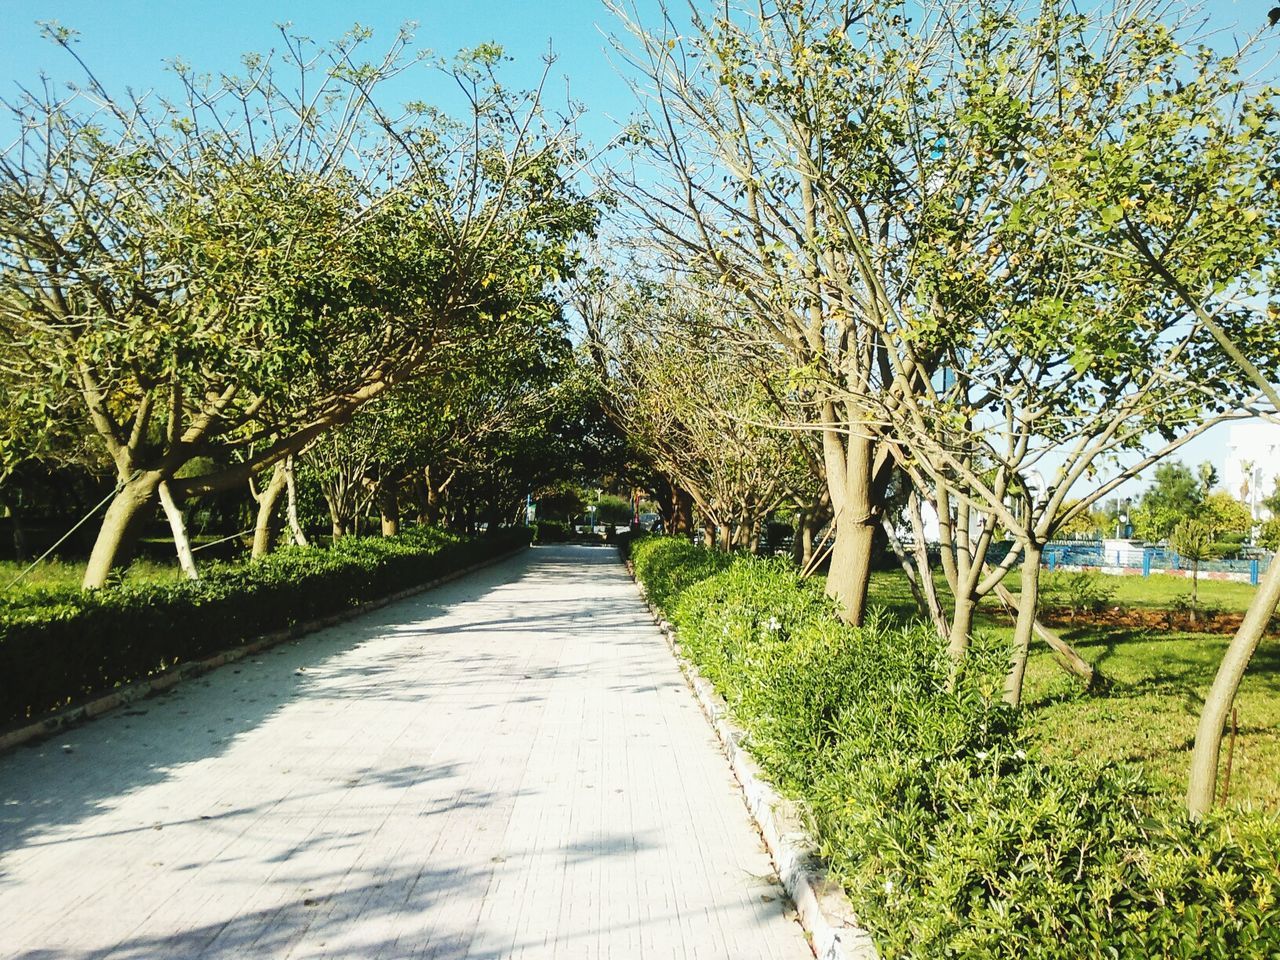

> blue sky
[0,0,1265,149]
[0,0,1270,489]
[0,1,653,153]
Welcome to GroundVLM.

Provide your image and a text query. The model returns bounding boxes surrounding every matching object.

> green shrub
[629,535,734,612]
[817,750,1280,959]
[532,519,571,543]
[630,539,1280,959]
[0,525,531,726]
[1039,570,1117,620]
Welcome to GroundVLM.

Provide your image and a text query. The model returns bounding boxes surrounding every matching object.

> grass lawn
[1022,627,1280,811]
[866,567,1260,615]
[0,557,185,595]
[0,533,253,597]
[1092,571,1259,613]
[866,567,1280,812]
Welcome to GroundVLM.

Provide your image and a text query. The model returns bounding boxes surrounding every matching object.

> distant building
[1223,421,1280,522]
[906,470,1045,544]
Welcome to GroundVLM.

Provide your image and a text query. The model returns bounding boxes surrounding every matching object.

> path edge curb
[625,559,880,960]
[0,545,530,754]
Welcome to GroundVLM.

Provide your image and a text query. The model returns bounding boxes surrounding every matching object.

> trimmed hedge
[630,536,1280,960]
[0,525,530,727]
[531,519,572,543]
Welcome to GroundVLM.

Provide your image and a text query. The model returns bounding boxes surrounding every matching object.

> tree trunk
[948,596,977,663]
[7,494,28,562]
[326,492,350,540]
[252,463,288,559]
[823,428,880,625]
[827,519,875,624]
[410,474,430,525]
[671,487,694,536]
[793,509,810,566]
[378,477,400,537]
[992,582,1105,690]
[1190,561,1199,625]
[284,455,309,546]
[83,471,164,589]
[801,520,816,568]
[702,520,715,549]
[423,467,449,526]
[906,492,947,638]
[484,502,503,535]
[1003,544,1043,707]
[1187,553,1280,817]
[157,481,199,580]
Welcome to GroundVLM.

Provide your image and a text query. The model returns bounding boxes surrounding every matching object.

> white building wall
[1222,421,1280,522]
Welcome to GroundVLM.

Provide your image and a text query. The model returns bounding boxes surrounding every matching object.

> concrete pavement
[0,545,811,959]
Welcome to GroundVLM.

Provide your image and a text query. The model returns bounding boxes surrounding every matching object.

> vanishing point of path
[0,545,812,960]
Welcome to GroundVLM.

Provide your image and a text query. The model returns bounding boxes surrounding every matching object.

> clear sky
[0,0,1271,492]
[0,0,1267,149]
[0,0,654,154]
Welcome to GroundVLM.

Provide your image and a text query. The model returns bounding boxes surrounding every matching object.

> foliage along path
[0,545,810,959]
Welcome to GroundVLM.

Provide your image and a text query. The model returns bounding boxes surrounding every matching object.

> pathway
[0,545,811,959]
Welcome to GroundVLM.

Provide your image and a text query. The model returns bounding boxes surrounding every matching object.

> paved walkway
[0,545,811,959]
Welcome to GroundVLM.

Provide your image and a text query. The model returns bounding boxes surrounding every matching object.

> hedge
[0,525,530,727]
[531,519,572,543]
[630,536,1280,960]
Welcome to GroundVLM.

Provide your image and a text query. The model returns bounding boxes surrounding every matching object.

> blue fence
[1043,540,1267,586]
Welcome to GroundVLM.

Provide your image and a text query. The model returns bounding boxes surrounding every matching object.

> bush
[593,493,633,526]
[631,539,1280,959]
[1039,570,1117,620]
[630,535,734,611]
[816,748,1280,959]
[532,519,571,543]
[0,525,531,727]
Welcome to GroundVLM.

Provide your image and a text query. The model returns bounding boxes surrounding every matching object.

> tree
[586,280,822,552]
[1056,502,1109,540]
[1198,462,1220,498]
[1132,462,1203,541]
[1201,491,1254,544]
[608,0,920,620]
[1059,17,1280,814]
[857,0,1280,702]
[646,0,1257,705]
[534,485,586,523]
[606,0,1268,645]
[0,27,594,586]
[1263,481,1280,520]
[1168,518,1216,624]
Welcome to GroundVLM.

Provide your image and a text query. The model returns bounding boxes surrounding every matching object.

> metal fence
[1043,539,1270,586]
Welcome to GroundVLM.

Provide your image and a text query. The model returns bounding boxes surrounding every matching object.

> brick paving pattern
[0,545,811,959]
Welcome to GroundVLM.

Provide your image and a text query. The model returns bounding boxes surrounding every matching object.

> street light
[1117,498,1131,539]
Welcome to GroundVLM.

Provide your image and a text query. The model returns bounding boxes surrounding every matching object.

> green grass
[0,558,185,594]
[1094,571,1259,612]
[867,567,1259,617]
[865,567,1280,812]
[1021,627,1280,812]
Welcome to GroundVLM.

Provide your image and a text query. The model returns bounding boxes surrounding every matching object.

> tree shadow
[1025,623,1280,714]
[0,544,808,959]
